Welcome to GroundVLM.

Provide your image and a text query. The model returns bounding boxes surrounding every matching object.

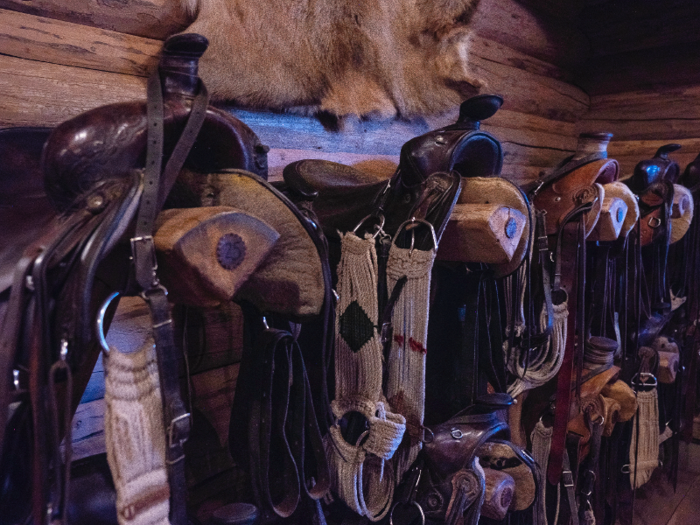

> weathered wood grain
[70,398,106,460]
[581,0,700,57]
[577,117,700,142]
[585,86,700,122]
[468,54,589,122]
[0,8,161,77]
[0,54,146,127]
[0,0,190,40]
[577,42,700,97]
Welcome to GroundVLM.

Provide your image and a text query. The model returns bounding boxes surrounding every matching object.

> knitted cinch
[104,337,171,525]
[530,420,553,525]
[327,232,406,521]
[629,388,660,489]
[385,240,436,482]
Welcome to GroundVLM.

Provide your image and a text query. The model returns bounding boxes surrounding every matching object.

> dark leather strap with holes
[132,69,209,525]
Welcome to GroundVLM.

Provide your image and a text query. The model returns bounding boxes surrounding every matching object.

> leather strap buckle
[562,469,575,488]
[131,235,159,289]
[168,412,192,451]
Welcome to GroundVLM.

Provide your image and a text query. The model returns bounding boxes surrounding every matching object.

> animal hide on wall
[181,0,484,118]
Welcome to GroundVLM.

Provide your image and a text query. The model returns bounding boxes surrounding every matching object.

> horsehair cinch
[385,223,437,482]
[327,232,405,521]
[103,336,171,525]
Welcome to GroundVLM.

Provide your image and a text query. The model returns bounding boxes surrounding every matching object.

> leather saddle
[624,144,680,247]
[0,33,277,525]
[283,94,530,276]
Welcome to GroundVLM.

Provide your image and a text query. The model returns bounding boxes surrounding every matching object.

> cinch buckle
[562,469,575,488]
[167,412,192,462]
[131,235,159,287]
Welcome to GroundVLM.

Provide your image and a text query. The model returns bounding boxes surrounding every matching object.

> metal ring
[648,216,662,228]
[96,291,120,355]
[420,426,435,444]
[353,213,386,238]
[393,217,438,253]
[389,501,425,525]
[355,430,370,447]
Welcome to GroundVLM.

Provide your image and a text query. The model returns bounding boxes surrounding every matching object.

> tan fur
[181,0,483,118]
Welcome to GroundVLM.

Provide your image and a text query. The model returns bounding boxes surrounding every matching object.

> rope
[104,337,171,525]
[508,300,568,398]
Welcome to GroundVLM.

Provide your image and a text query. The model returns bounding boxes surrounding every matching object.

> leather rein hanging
[129,68,209,525]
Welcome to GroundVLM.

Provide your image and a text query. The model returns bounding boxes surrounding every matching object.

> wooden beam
[577,117,700,142]
[581,0,700,56]
[0,8,161,77]
[0,0,189,40]
[0,54,145,127]
[586,86,700,122]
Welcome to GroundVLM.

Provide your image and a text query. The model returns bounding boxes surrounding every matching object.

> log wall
[575,0,700,175]
[0,0,589,185]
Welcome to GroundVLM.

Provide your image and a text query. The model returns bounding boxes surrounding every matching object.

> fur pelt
[181,0,484,118]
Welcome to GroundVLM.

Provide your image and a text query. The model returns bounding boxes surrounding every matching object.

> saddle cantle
[532,132,619,237]
[625,144,680,247]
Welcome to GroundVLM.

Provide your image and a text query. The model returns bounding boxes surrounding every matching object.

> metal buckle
[130,235,159,287]
[648,216,662,228]
[562,469,575,488]
[168,412,192,450]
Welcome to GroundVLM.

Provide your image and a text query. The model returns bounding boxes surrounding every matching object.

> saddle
[283,94,529,277]
[0,33,299,525]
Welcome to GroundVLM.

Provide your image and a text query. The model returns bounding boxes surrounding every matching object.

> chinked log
[0,8,160,77]
[608,138,700,177]
[472,0,588,71]
[0,54,145,127]
[0,0,190,40]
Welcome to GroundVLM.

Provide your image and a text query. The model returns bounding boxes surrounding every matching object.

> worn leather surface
[534,159,618,237]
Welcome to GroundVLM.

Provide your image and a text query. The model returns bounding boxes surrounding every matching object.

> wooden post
[437,204,526,264]
[481,468,516,521]
[154,207,280,307]
[588,196,628,242]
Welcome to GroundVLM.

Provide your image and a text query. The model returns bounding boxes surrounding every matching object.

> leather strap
[131,68,209,525]
[561,449,579,525]
[548,204,592,486]
[246,326,330,519]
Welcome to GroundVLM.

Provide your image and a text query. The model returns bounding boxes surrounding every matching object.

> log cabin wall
[0,0,589,186]
[576,0,700,176]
